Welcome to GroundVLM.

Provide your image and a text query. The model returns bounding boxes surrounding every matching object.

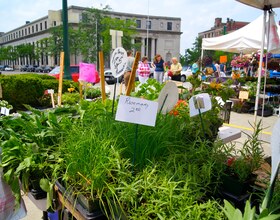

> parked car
[26,65,38,72]
[43,66,53,73]
[104,69,124,85]
[35,66,44,72]
[20,65,29,71]
[180,66,193,82]
[148,62,155,78]
[48,65,80,82]
[0,65,9,71]
[4,66,14,71]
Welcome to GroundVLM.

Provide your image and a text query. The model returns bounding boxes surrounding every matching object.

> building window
[36,24,38,32]
[45,21,47,29]
[18,31,20,37]
[40,23,42,31]
[32,26,34,33]
[167,22,172,31]
[146,20,151,29]
[22,29,24,36]
[136,20,141,28]
[25,28,27,35]
[28,27,30,34]
[53,21,57,26]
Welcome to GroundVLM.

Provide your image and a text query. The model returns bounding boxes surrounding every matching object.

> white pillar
[151,38,155,59]
[141,38,145,57]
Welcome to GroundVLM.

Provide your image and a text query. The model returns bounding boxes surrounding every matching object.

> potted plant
[216,121,265,197]
[257,104,274,117]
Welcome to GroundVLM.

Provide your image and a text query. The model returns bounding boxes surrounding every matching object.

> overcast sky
[1,0,280,54]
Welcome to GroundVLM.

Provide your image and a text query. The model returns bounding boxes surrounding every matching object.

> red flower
[227,157,235,166]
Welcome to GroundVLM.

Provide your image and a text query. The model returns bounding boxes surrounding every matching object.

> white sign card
[1,107,5,115]
[110,47,127,78]
[157,81,179,114]
[115,95,158,127]
[271,118,280,184]
[189,93,212,117]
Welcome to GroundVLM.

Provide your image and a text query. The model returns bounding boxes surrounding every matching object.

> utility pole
[62,0,70,79]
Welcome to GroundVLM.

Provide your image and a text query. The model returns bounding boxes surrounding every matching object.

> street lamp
[146,0,149,58]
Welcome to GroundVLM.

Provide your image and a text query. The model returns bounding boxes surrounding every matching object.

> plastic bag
[0,177,27,220]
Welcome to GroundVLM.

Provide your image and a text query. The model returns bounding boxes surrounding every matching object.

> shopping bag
[0,177,27,220]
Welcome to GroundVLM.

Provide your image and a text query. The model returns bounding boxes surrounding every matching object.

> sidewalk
[226,111,279,156]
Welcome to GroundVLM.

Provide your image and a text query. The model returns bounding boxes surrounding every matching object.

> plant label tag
[47,89,54,94]
[1,107,5,115]
[239,91,249,100]
[271,118,280,184]
[115,95,158,127]
[157,81,179,114]
[110,47,127,79]
[4,108,10,116]
[189,93,212,117]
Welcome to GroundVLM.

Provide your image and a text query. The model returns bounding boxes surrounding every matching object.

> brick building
[198,17,249,38]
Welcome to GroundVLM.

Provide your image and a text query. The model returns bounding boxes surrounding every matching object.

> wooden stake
[126,52,141,96]
[57,52,65,107]
[99,51,106,102]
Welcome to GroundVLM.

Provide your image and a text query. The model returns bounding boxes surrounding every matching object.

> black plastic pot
[55,181,106,220]
[220,174,256,196]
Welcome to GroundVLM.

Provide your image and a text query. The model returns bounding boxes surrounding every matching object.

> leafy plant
[131,78,164,100]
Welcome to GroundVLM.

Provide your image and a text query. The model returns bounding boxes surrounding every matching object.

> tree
[181,37,203,66]
[79,5,138,64]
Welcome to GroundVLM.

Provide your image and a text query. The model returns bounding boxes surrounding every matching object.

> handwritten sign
[189,93,212,117]
[110,47,127,78]
[115,95,158,127]
[239,91,249,100]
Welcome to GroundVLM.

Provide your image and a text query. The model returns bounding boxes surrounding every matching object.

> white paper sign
[110,47,127,78]
[271,118,280,184]
[1,107,5,115]
[157,81,179,114]
[115,95,158,127]
[189,93,212,117]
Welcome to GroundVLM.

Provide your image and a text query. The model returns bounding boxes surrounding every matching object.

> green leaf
[243,200,255,220]
[40,178,51,193]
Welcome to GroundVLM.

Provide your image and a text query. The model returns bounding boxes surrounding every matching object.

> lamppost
[62,0,70,79]
[146,0,150,58]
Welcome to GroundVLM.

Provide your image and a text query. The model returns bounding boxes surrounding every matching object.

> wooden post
[99,51,106,102]
[57,52,65,107]
[79,81,83,99]
[126,51,141,96]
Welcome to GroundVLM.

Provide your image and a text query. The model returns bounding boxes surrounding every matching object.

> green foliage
[182,37,202,66]
[0,74,78,109]
[131,78,165,100]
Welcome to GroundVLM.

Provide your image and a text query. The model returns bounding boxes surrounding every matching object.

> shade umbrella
[236,0,280,125]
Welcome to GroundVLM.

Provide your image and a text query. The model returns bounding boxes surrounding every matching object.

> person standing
[137,56,150,84]
[153,54,165,83]
[123,50,135,89]
[169,57,182,81]
[214,61,221,77]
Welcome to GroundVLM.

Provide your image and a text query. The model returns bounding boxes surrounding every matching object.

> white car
[4,66,13,71]
[180,66,192,82]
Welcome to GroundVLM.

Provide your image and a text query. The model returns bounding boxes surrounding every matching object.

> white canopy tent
[202,14,280,54]
[201,9,280,126]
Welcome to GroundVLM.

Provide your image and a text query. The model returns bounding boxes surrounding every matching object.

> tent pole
[253,10,267,128]
[200,49,204,71]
